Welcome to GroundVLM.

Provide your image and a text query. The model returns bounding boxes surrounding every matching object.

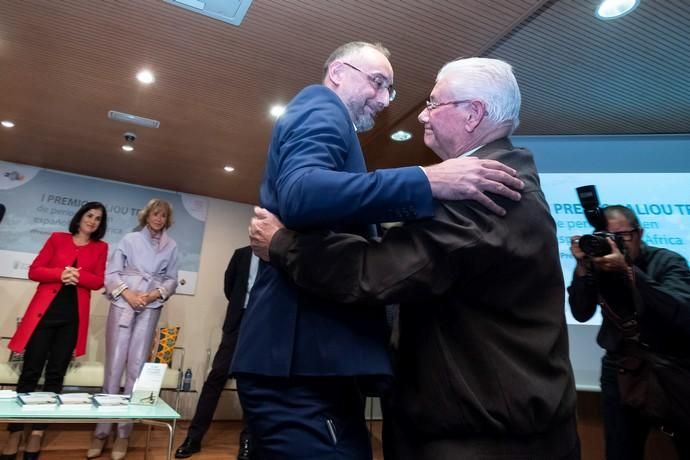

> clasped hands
[60,266,81,285]
[123,288,161,311]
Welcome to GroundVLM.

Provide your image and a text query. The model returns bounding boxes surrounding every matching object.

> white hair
[437,57,521,133]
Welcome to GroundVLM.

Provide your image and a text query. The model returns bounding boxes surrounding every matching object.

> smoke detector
[121,132,136,152]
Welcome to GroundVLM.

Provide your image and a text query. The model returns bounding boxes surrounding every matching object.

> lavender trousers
[94,304,161,439]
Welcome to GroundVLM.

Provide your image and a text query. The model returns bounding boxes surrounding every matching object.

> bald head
[322,41,395,132]
[323,42,391,80]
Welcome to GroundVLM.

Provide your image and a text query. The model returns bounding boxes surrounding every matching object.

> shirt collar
[460,144,485,157]
[141,225,170,250]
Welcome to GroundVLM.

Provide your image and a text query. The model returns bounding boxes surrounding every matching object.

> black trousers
[601,356,690,460]
[10,317,78,432]
[187,330,247,442]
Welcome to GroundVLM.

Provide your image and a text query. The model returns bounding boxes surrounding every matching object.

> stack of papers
[93,394,130,409]
[17,392,58,408]
[58,393,94,408]
[0,390,17,399]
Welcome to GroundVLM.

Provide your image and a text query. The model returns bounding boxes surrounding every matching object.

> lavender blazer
[104,226,179,309]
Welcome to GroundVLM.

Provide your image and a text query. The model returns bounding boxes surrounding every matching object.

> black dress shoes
[175,437,201,459]
[0,455,17,460]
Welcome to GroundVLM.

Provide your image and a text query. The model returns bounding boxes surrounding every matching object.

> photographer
[568,205,690,460]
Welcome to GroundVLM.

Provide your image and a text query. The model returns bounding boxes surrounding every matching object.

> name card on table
[131,363,167,405]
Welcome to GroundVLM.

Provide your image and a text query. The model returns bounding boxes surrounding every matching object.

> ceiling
[2,0,688,205]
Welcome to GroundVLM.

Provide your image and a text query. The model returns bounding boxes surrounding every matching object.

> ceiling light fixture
[270,105,286,118]
[121,132,136,152]
[1,120,15,128]
[223,165,235,173]
[136,69,155,84]
[595,0,639,20]
[390,130,412,142]
[108,111,160,128]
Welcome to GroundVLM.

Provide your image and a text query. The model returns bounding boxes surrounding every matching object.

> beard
[346,99,375,132]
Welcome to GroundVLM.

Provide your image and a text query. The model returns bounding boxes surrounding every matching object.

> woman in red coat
[1,202,108,460]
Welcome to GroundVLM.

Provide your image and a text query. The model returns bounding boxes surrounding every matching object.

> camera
[575,185,624,257]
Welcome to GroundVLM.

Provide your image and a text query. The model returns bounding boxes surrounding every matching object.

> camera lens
[578,234,611,257]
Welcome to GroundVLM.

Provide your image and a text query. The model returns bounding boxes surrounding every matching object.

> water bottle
[182,368,192,391]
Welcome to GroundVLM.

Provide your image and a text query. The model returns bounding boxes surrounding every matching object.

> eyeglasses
[612,229,639,241]
[425,99,472,112]
[342,62,396,102]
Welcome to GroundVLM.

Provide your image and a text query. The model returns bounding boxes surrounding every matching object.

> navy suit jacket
[232,85,434,378]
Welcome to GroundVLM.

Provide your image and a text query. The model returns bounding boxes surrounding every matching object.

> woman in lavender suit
[88,199,179,460]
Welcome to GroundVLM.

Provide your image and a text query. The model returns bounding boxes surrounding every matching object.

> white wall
[0,196,254,419]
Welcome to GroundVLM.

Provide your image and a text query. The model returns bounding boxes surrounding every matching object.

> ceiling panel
[1,0,687,203]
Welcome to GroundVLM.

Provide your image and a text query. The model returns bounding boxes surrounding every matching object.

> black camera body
[575,185,624,257]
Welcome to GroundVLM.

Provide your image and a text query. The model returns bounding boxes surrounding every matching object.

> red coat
[9,232,108,356]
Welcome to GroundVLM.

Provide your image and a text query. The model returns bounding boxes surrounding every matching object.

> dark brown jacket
[270,138,577,441]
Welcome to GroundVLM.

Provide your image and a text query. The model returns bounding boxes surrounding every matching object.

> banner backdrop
[540,172,690,325]
[0,161,208,295]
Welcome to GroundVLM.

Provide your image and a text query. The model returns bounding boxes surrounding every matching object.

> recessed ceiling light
[121,144,134,152]
[223,165,235,173]
[1,120,15,128]
[136,69,155,84]
[270,105,286,118]
[595,0,639,20]
[390,130,412,142]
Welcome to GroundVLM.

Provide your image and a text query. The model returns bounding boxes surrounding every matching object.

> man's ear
[326,61,346,87]
[465,100,486,132]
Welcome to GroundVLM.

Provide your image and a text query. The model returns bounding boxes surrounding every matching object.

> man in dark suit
[176,246,258,460]
[249,57,580,459]
[231,42,526,459]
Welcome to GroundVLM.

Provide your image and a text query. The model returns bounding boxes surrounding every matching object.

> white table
[0,398,180,459]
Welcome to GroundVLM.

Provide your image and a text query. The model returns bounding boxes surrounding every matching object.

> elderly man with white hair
[249,57,580,459]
